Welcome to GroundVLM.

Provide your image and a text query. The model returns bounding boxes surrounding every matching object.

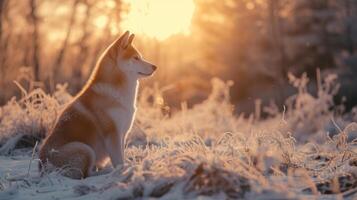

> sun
[121,0,195,41]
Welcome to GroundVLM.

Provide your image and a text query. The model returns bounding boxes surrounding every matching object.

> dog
[39,31,156,179]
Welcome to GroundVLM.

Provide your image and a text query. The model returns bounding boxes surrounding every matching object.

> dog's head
[101,31,157,79]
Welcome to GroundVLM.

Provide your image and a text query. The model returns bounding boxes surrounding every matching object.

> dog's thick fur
[39,31,156,179]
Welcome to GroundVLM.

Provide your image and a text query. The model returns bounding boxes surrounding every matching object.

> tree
[282,0,336,75]
[29,0,41,82]
[267,0,287,82]
[51,0,80,86]
[0,0,5,40]
[342,0,356,54]
[0,0,6,96]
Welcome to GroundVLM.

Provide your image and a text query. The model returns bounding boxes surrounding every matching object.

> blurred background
[0,0,356,114]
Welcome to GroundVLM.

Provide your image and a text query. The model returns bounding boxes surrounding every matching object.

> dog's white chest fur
[93,79,138,136]
[107,106,135,136]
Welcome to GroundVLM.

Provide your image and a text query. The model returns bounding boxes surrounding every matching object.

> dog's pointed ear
[128,34,135,46]
[115,31,130,49]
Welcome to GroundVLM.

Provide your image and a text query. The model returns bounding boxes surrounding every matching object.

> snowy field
[1,74,357,200]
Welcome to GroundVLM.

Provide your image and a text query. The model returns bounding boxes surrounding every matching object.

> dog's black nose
[152,65,157,71]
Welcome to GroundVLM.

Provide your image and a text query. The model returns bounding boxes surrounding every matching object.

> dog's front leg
[104,133,124,167]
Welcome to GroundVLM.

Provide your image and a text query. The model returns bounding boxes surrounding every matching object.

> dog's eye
[134,56,140,60]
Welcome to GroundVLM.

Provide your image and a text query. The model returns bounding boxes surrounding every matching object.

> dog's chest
[92,80,139,135]
[107,106,136,135]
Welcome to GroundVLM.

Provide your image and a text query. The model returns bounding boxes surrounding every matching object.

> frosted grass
[0,74,357,199]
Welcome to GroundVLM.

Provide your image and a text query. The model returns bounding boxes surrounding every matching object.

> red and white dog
[39,31,156,179]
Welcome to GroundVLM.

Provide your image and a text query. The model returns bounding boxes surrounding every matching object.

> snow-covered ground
[1,74,357,199]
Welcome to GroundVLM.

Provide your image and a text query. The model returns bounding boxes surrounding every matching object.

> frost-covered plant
[0,84,72,154]
[134,78,250,144]
[265,73,346,142]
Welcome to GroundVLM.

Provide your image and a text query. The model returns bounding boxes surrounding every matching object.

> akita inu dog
[39,31,156,179]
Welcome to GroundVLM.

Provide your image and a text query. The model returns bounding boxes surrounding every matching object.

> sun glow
[121,0,195,41]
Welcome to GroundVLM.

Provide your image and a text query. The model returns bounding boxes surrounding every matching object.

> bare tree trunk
[0,0,6,70]
[0,0,9,89]
[0,0,4,40]
[268,0,287,81]
[344,0,354,54]
[29,0,41,82]
[276,8,287,80]
[268,0,287,106]
[51,0,80,86]
[0,0,5,103]
[0,0,7,64]
[113,0,122,29]
[71,0,93,91]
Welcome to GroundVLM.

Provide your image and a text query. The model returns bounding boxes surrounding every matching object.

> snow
[1,75,357,199]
